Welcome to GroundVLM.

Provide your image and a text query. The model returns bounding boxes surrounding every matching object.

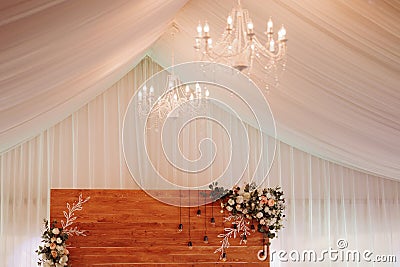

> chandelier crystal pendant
[194,0,287,90]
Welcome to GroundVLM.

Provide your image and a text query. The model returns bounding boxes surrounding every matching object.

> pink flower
[268,199,275,207]
[50,243,56,250]
[260,196,268,204]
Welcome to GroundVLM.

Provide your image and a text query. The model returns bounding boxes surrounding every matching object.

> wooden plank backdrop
[50,189,270,267]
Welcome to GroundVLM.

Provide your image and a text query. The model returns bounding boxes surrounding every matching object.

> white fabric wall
[1,57,399,266]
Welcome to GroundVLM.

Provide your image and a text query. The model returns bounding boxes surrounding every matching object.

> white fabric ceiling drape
[0,0,399,180]
[1,57,399,266]
[149,0,400,180]
[0,0,188,153]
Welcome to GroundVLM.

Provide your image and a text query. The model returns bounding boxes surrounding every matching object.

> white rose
[266,193,272,199]
[226,206,233,211]
[56,245,63,251]
[228,199,235,205]
[243,193,250,200]
[242,209,248,214]
[56,237,62,244]
[52,228,60,235]
[260,219,266,225]
[236,196,244,204]
[264,206,269,212]
[59,255,68,264]
[45,243,50,247]
[256,212,263,218]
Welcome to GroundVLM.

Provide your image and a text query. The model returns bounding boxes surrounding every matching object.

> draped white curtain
[1,57,399,266]
[0,0,188,153]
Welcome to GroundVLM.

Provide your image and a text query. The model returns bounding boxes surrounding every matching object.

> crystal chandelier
[194,0,288,89]
[137,74,210,128]
[137,24,210,129]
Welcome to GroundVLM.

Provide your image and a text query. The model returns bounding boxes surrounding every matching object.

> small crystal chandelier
[137,75,210,128]
[137,24,210,129]
[194,0,288,89]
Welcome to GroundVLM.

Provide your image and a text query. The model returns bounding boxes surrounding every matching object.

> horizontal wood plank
[50,189,269,266]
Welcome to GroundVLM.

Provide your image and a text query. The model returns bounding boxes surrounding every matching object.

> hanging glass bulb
[188,241,193,249]
[203,235,209,244]
[210,217,216,225]
[178,223,183,232]
[196,209,201,217]
[221,252,227,262]
[242,234,247,244]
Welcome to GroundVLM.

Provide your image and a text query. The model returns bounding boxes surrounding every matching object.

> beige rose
[51,237,56,243]
[52,228,60,235]
[50,243,57,250]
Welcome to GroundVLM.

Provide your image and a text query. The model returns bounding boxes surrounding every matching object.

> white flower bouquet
[36,220,70,267]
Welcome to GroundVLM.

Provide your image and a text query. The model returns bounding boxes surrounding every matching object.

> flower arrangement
[36,220,70,267]
[36,193,90,266]
[209,182,285,260]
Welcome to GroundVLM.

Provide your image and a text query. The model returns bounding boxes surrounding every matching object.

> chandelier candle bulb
[197,22,203,37]
[227,15,233,30]
[203,21,210,37]
[247,20,254,35]
[278,25,286,41]
[267,17,273,34]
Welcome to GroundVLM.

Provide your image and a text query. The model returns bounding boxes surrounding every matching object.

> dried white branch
[61,193,90,236]
[214,214,251,258]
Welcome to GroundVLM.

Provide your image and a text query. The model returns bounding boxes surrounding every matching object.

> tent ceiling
[0,0,399,180]
[149,0,400,180]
